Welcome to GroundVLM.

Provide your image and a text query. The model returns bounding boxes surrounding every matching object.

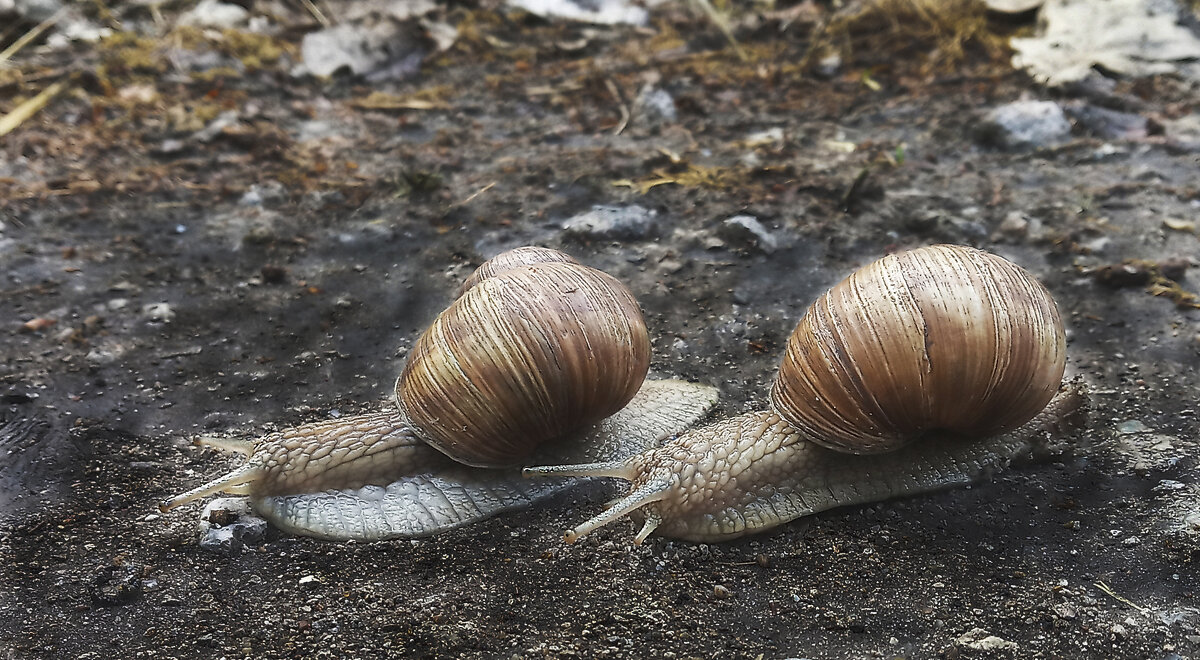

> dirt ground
[1,1,1199,658]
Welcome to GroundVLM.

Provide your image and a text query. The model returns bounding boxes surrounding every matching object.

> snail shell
[527,244,1085,544]
[773,244,1067,453]
[399,260,651,467]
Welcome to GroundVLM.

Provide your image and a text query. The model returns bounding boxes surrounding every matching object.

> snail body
[161,247,718,540]
[526,245,1085,544]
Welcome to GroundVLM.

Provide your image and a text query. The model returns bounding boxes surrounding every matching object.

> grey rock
[300,22,426,79]
[1065,103,1150,140]
[721,215,778,254]
[142,302,175,323]
[977,100,1072,149]
[1117,419,1152,434]
[198,497,269,556]
[239,182,287,207]
[635,87,677,123]
[562,205,659,241]
[996,211,1031,238]
[1183,511,1200,532]
[956,628,1018,651]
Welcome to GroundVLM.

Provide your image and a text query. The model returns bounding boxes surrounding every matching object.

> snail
[525,244,1088,544]
[160,247,719,540]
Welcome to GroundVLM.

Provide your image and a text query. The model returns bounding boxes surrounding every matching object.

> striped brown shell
[456,246,581,298]
[771,244,1066,454]
[398,258,651,467]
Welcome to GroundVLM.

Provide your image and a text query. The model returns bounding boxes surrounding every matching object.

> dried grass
[803,0,1010,74]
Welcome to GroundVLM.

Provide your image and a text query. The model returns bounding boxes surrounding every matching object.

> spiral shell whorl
[770,244,1066,454]
[399,261,651,467]
[456,246,581,297]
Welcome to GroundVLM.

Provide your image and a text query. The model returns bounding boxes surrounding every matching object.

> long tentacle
[159,461,262,511]
[522,460,635,480]
[564,477,671,543]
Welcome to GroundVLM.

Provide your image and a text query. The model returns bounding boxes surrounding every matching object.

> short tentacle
[633,509,662,545]
[195,435,255,456]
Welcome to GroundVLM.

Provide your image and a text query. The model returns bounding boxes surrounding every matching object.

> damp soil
[1,3,1199,658]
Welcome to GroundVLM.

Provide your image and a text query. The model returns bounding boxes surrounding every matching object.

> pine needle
[0,8,65,68]
[0,81,68,139]
[1094,581,1151,615]
[688,0,748,62]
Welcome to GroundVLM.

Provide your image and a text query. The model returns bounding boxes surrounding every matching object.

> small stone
[1149,436,1177,452]
[976,100,1072,149]
[299,575,321,586]
[635,87,677,123]
[743,127,785,147]
[814,53,841,79]
[1116,420,1151,434]
[1122,536,1141,546]
[239,189,264,206]
[1065,103,1149,140]
[956,628,1018,651]
[300,21,427,79]
[1163,218,1196,233]
[996,211,1030,238]
[239,182,287,206]
[19,317,56,333]
[712,584,732,599]
[90,564,144,607]
[198,498,268,556]
[1111,623,1127,638]
[178,0,248,28]
[142,302,175,323]
[720,215,779,254]
[1053,603,1077,619]
[562,205,659,241]
[1183,511,1200,532]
